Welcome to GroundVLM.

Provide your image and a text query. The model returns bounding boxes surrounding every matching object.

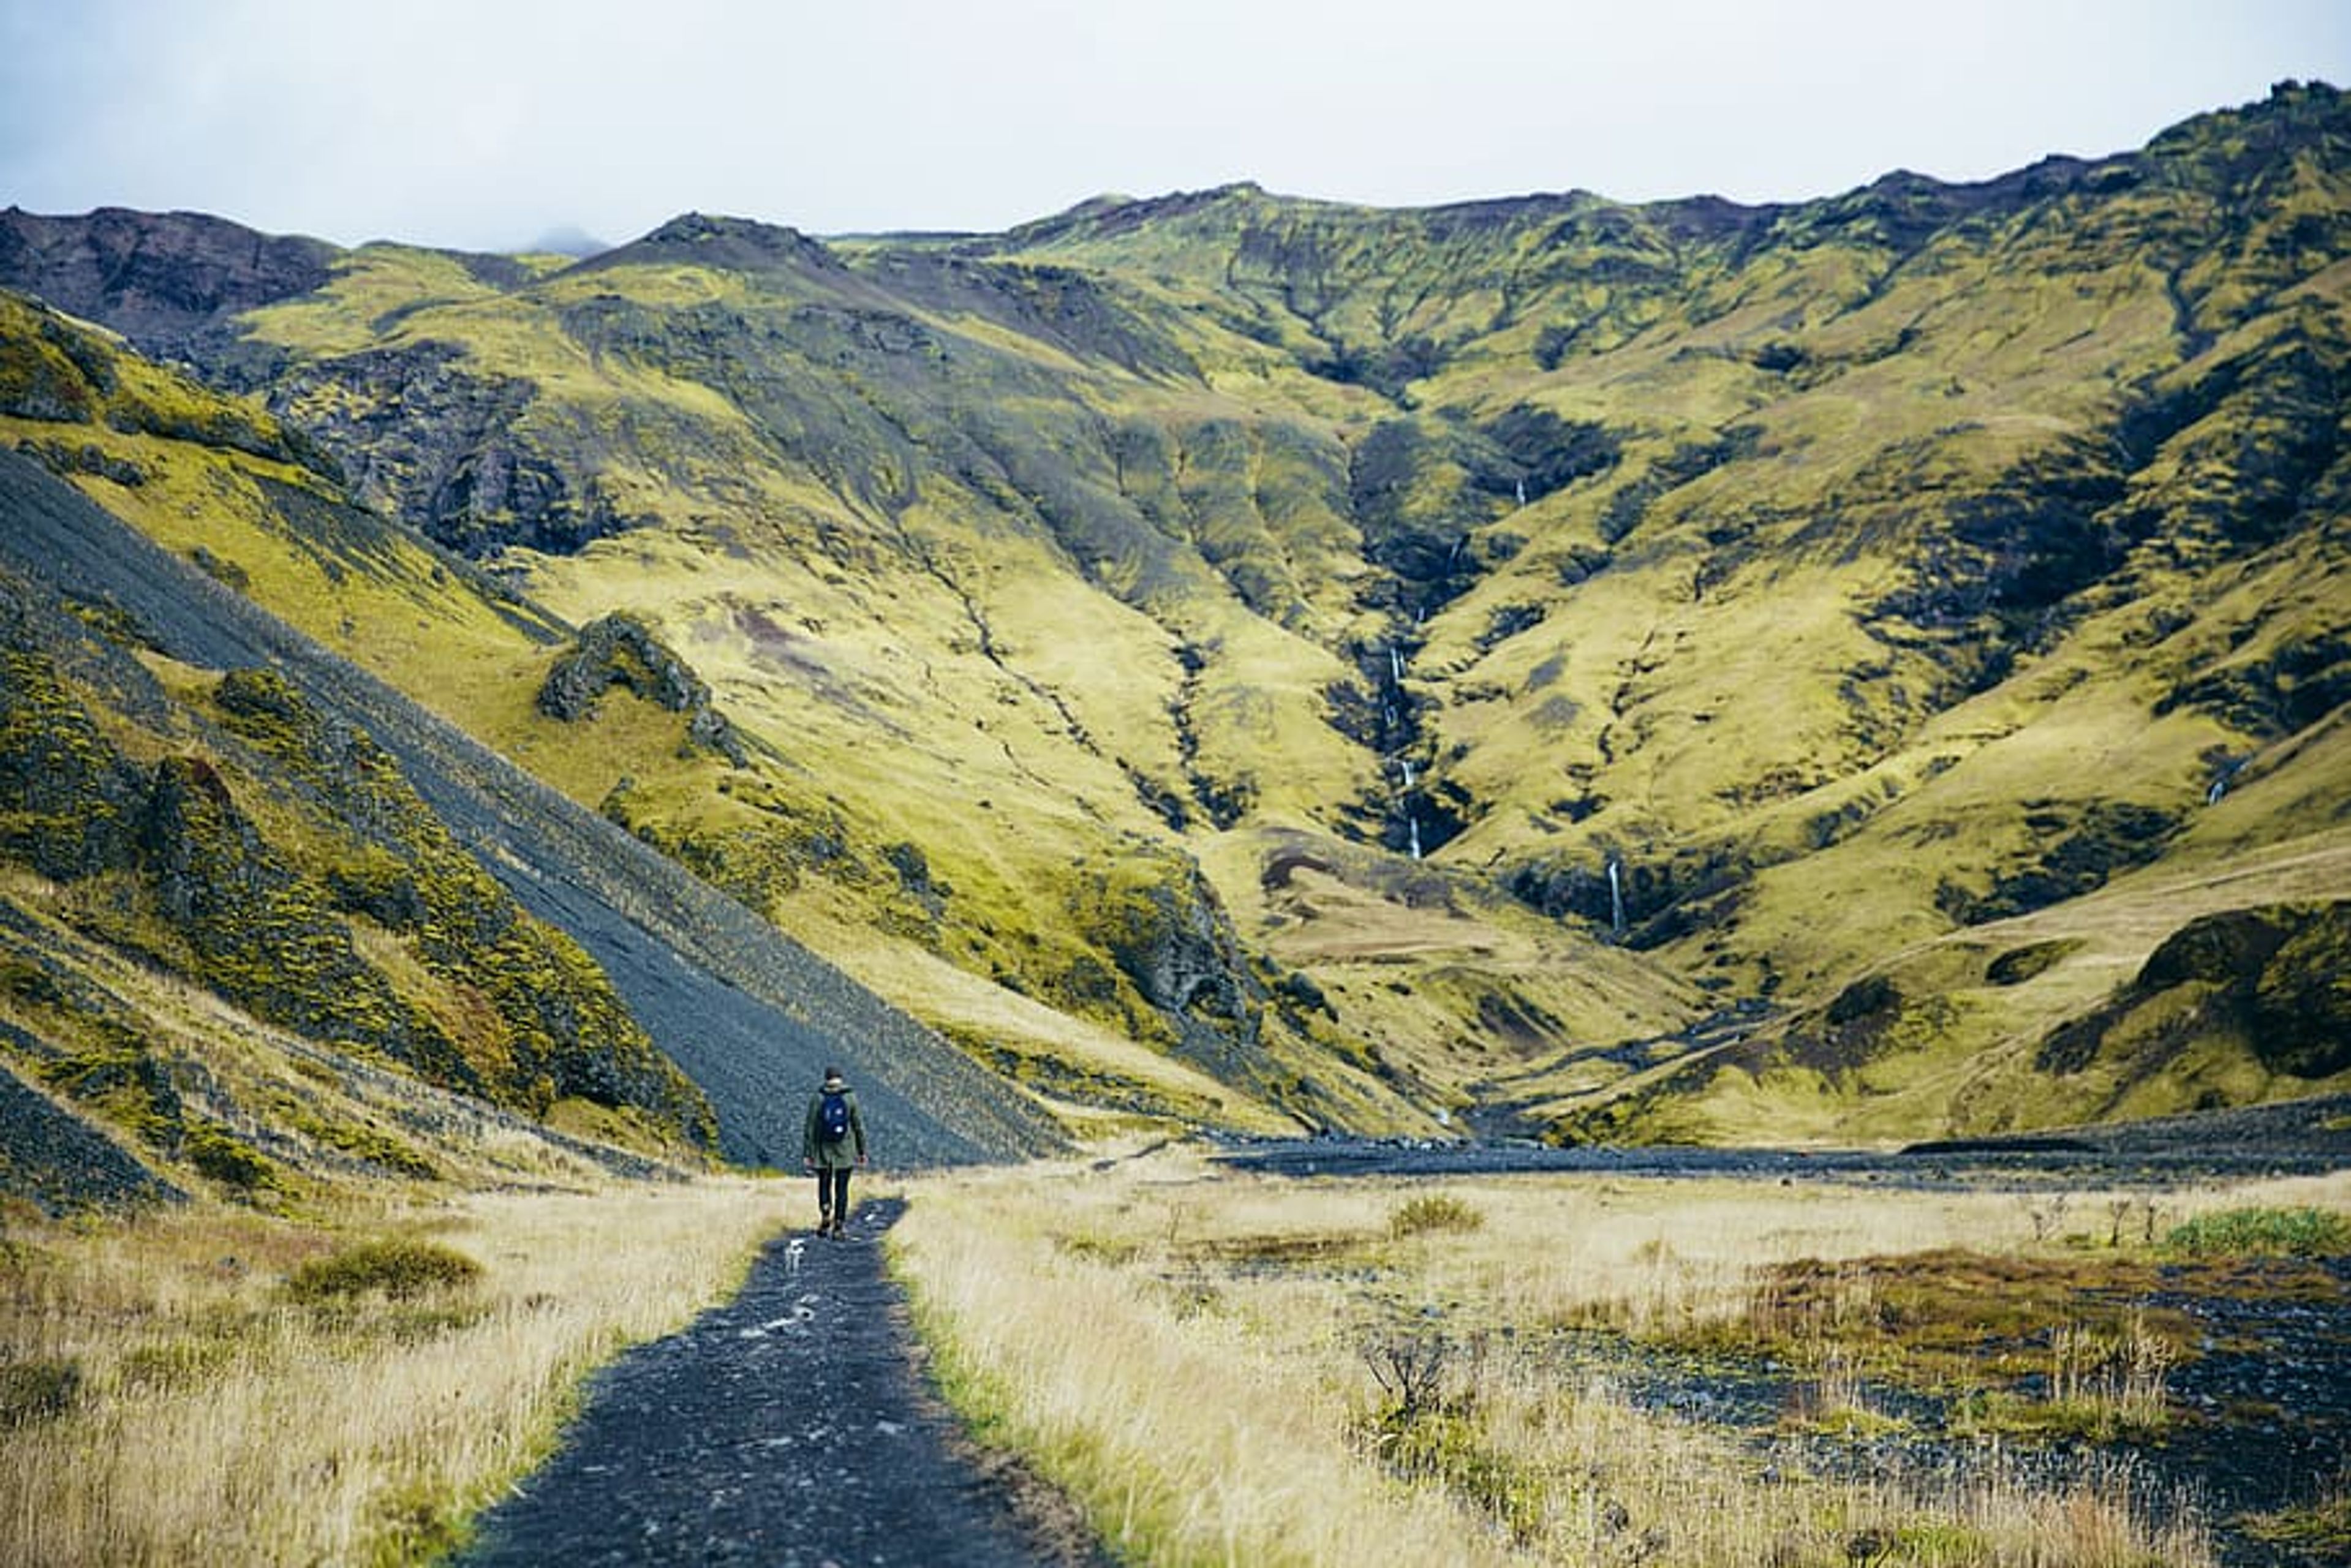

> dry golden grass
[892,1159,1525,1568]
[6,1139,2334,1567]
[0,1177,798,1567]
[892,1147,2351,1566]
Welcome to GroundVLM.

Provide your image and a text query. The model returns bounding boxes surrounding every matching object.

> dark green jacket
[802,1083,867,1169]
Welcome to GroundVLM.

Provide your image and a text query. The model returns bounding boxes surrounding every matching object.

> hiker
[801,1065,867,1238]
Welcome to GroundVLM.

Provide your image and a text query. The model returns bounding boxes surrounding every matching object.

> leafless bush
[1363,1333,1455,1421]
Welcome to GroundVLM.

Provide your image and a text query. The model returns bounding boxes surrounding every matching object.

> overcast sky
[3,1,2346,253]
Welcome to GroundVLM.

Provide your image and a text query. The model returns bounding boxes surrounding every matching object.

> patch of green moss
[183,1121,279,1191]
[268,1094,439,1179]
[1945,1385,2172,1444]
[36,1046,183,1145]
[2241,1486,2351,1558]
[1985,939,2082,986]
[2162,1206,2351,1259]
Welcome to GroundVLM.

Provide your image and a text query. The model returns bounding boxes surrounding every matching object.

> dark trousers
[815,1166,851,1223]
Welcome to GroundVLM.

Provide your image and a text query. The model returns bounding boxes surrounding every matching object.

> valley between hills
[1,81,2349,1191]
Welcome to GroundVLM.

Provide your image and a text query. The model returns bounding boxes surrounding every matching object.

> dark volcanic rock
[540,612,745,763]
[0,205,334,363]
[263,342,624,557]
[0,1056,182,1213]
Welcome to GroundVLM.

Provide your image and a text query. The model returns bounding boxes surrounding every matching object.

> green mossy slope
[4,82,2346,1144]
[0,559,717,1166]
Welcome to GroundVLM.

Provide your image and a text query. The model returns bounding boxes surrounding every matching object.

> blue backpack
[820,1088,850,1141]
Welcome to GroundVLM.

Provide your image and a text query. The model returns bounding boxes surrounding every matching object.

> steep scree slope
[0,447,1059,1166]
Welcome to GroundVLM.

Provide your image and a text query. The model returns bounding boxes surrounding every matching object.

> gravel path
[460,1198,1104,1568]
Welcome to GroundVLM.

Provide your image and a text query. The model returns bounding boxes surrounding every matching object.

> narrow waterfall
[1607,855,1625,938]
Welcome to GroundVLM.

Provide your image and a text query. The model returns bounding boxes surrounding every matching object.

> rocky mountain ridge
[2,80,2346,1161]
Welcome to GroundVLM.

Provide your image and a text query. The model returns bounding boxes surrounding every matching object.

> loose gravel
[460,1197,1106,1568]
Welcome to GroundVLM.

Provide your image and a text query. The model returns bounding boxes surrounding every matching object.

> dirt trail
[459,1198,1104,1568]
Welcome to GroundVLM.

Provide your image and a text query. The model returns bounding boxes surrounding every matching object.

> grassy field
[0,1177,797,1567]
[5,1144,2347,1566]
[890,1144,2351,1567]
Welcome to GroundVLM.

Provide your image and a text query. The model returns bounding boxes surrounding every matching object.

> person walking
[802,1065,867,1238]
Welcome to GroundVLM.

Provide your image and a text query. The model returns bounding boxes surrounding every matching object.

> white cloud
[2,0,2345,249]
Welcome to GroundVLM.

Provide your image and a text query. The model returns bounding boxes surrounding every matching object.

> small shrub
[186,1122,279,1190]
[1363,1333,1455,1421]
[1390,1193,1484,1238]
[0,1357,83,1427]
[2160,1207,2351,1259]
[289,1237,483,1304]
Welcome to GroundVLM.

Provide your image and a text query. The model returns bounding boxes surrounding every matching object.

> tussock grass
[285,1235,484,1304]
[0,1178,793,1566]
[893,1147,2349,1566]
[894,1160,1520,1568]
[1389,1191,1484,1237]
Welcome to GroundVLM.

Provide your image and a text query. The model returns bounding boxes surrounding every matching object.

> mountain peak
[606,211,842,273]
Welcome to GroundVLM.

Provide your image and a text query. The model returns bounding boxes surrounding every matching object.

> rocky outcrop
[0,579,717,1145]
[0,291,322,473]
[0,1055,183,1213]
[1066,849,1281,1088]
[0,205,333,367]
[578,211,845,279]
[0,639,149,880]
[265,341,622,556]
[540,612,744,762]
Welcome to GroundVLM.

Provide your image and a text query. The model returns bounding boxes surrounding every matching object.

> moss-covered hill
[0,519,716,1202]
[4,81,2347,1145]
[0,316,1062,1191]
